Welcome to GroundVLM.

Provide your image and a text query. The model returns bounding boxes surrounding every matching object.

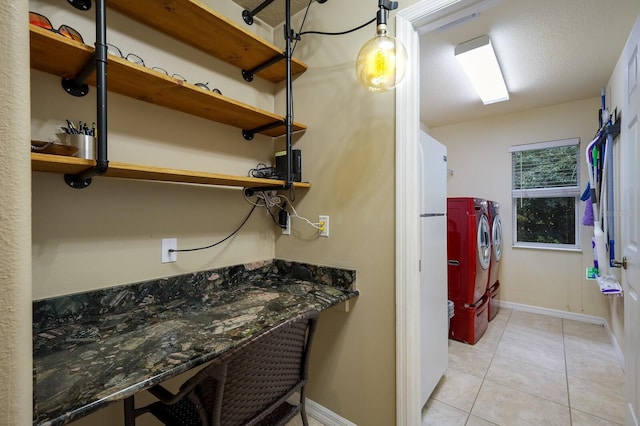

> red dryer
[447,197,491,344]
[486,200,503,321]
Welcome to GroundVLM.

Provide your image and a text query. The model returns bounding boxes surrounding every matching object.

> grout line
[561,318,574,425]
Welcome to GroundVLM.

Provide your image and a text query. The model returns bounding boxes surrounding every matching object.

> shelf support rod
[64,0,110,189]
[242,0,276,25]
[242,53,286,82]
[283,0,294,189]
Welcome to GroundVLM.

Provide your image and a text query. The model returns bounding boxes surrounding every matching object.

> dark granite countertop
[33,260,358,426]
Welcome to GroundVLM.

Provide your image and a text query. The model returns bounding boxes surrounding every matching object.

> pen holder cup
[66,134,96,160]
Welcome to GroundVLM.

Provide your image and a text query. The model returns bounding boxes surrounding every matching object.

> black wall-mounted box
[275,149,302,182]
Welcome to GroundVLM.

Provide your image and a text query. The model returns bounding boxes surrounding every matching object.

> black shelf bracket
[244,184,290,197]
[61,57,96,97]
[65,0,110,189]
[242,53,286,82]
[242,0,276,25]
[67,0,91,11]
[242,119,286,141]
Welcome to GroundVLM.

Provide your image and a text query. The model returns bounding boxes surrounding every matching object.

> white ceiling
[419,0,640,128]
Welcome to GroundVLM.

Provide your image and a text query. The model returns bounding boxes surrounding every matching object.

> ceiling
[418,0,640,128]
[230,0,639,129]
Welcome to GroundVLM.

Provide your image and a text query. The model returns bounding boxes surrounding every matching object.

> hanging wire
[170,203,258,253]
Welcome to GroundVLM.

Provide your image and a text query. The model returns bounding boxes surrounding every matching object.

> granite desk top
[33,259,358,426]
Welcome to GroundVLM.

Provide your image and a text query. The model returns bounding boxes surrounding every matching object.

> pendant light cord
[299,16,377,36]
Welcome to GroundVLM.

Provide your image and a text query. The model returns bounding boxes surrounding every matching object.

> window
[509,138,580,249]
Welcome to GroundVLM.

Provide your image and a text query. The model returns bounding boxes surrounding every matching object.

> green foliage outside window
[512,143,579,247]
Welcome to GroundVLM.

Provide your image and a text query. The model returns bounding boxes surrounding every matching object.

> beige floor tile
[448,340,494,379]
[508,310,563,333]
[472,325,504,354]
[503,321,564,349]
[465,415,498,426]
[285,414,325,426]
[422,398,468,426]
[564,333,618,360]
[471,380,570,426]
[571,409,624,426]
[494,334,566,372]
[430,368,483,412]
[485,355,569,406]
[565,347,625,390]
[568,375,626,424]
[563,320,610,344]
[285,415,325,426]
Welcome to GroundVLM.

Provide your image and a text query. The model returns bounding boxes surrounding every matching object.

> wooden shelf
[107,0,307,83]
[32,153,311,189]
[29,26,306,138]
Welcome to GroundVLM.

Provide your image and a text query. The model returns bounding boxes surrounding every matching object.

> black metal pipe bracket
[65,0,109,189]
[242,53,286,82]
[242,119,286,140]
[61,58,95,97]
[242,0,276,25]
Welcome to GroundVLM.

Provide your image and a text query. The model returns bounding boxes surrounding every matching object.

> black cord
[292,0,314,55]
[170,203,258,253]
[299,16,376,36]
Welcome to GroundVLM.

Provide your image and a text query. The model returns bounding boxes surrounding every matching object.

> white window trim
[510,138,581,250]
[508,137,579,152]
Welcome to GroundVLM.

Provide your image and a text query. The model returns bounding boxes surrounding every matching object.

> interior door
[623,15,640,426]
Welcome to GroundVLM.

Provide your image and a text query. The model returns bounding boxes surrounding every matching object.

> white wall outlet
[282,213,291,235]
[161,238,177,263]
[319,215,329,237]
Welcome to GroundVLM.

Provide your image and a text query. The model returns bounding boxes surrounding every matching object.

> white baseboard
[498,300,624,369]
[603,320,625,370]
[306,398,357,426]
[498,300,605,324]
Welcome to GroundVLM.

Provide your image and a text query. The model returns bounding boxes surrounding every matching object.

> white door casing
[624,15,640,426]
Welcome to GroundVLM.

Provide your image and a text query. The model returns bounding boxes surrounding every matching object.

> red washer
[447,197,491,344]
[486,200,503,321]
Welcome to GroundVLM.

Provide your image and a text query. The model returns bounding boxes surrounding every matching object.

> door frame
[394,2,446,424]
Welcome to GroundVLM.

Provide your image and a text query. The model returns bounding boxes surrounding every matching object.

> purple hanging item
[583,196,594,226]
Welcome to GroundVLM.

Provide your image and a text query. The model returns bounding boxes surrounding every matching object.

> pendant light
[355,0,408,92]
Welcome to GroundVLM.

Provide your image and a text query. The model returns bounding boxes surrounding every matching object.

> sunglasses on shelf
[195,82,222,95]
[29,12,84,44]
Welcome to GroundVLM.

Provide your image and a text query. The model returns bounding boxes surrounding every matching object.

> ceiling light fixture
[454,35,509,104]
[355,0,408,93]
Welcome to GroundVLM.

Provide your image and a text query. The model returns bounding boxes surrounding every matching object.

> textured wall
[0,1,33,424]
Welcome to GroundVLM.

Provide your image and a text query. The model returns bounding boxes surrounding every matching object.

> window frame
[509,138,581,250]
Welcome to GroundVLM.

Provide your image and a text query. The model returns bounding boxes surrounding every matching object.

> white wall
[430,97,611,318]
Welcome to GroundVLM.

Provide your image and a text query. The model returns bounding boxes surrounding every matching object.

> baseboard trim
[305,398,357,426]
[603,320,625,370]
[498,300,624,369]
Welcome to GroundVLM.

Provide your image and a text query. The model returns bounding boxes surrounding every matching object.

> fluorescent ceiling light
[455,35,509,104]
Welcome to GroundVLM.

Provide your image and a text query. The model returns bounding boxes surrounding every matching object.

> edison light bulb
[356,24,407,92]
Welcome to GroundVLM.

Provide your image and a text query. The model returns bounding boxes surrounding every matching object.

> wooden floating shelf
[29,27,306,138]
[31,153,311,189]
[107,0,307,84]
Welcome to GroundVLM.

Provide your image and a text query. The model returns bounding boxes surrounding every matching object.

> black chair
[124,310,319,426]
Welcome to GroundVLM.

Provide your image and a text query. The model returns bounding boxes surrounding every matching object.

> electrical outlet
[161,238,177,263]
[282,213,291,235]
[318,215,329,237]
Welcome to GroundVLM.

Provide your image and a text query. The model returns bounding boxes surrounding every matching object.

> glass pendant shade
[356,24,407,93]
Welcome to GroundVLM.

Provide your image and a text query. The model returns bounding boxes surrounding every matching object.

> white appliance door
[419,131,447,214]
[420,215,448,406]
[418,130,448,406]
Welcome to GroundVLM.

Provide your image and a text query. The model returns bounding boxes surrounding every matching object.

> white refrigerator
[418,131,449,407]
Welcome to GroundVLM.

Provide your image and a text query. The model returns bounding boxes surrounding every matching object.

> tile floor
[422,308,626,426]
